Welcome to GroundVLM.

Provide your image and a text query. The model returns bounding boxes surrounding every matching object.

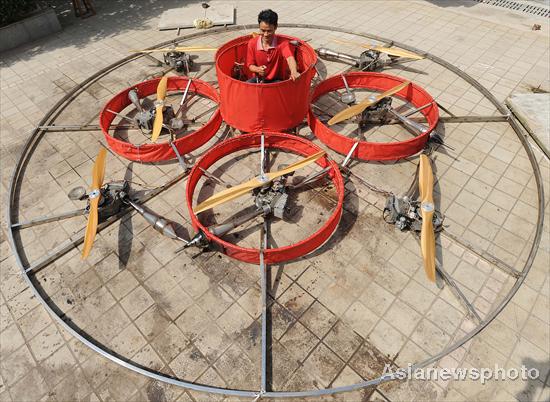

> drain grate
[473,0,550,18]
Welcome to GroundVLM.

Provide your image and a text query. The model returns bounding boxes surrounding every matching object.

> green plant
[0,0,42,27]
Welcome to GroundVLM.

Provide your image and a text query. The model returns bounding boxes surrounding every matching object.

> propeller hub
[89,189,101,199]
[256,174,270,183]
[421,201,434,212]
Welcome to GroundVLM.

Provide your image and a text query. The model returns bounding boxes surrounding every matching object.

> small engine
[359,97,393,128]
[232,62,246,81]
[135,109,154,133]
[316,47,385,71]
[68,181,130,220]
[163,51,193,74]
[97,181,129,219]
[253,178,289,219]
[384,194,443,232]
[358,49,384,71]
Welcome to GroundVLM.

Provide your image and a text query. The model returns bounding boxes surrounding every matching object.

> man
[246,9,300,83]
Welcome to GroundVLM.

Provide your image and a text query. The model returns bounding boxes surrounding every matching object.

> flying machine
[79,35,444,284]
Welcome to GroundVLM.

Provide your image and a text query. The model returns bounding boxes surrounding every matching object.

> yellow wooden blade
[373,46,424,60]
[328,81,410,125]
[82,148,108,259]
[157,76,168,101]
[194,151,326,214]
[377,81,411,102]
[328,102,368,126]
[266,151,325,180]
[91,148,107,190]
[331,39,423,60]
[81,197,99,259]
[419,154,436,282]
[420,208,436,282]
[419,154,434,204]
[194,183,257,214]
[151,105,164,142]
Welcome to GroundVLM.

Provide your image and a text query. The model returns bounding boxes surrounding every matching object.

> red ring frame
[99,77,222,162]
[308,72,439,161]
[186,132,345,264]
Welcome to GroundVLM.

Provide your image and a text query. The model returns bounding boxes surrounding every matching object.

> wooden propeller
[419,154,436,282]
[332,38,424,60]
[194,151,326,214]
[151,76,168,143]
[328,81,410,125]
[82,148,107,259]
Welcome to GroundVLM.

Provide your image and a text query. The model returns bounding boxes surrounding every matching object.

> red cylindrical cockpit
[215,34,317,133]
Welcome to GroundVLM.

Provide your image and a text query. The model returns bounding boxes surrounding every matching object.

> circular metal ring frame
[186,131,345,265]
[308,71,439,161]
[100,76,222,162]
[5,23,544,399]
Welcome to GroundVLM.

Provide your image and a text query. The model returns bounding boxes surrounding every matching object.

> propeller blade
[328,81,410,125]
[266,151,325,179]
[330,39,423,60]
[91,148,107,194]
[194,151,325,214]
[151,77,168,142]
[82,148,107,259]
[82,198,99,259]
[156,76,168,101]
[373,46,424,60]
[151,105,164,142]
[419,154,436,282]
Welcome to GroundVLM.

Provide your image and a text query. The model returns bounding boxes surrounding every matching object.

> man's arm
[286,56,300,81]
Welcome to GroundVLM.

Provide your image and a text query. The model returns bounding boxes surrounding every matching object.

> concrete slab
[507,93,550,157]
[158,4,235,30]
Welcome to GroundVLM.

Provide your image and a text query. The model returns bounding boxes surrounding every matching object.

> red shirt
[246,35,292,81]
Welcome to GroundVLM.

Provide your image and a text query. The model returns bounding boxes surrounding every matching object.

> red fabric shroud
[99,77,222,162]
[186,132,345,265]
[215,35,317,133]
[308,72,439,161]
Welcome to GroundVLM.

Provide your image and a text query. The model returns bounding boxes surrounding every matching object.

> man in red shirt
[246,9,300,83]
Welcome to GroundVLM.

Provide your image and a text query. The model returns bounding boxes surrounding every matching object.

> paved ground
[0,1,549,401]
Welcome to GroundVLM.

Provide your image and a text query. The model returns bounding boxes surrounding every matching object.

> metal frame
[5,24,544,399]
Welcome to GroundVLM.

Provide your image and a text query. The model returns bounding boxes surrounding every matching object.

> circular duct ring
[186,132,345,264]
[99,76,222,162]
[308,72,439,161]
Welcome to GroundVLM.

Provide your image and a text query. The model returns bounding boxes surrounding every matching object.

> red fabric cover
[246,35,293,81]
[186,132,345,265]
[308,72,439,161]
[99,77,222,162]
[215,35,317,133]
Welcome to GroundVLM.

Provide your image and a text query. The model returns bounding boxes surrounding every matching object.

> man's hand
[290,70,301,81]
[252,65,267,77]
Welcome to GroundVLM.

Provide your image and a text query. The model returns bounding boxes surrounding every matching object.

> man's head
[258,9,278,43]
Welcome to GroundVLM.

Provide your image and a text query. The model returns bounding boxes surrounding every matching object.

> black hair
[258,9,278,26]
